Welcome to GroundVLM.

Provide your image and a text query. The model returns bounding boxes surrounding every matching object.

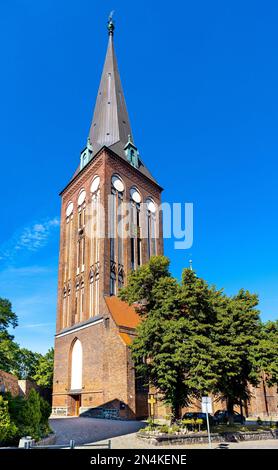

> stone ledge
[35,433,56,446]
[137,430,278,446]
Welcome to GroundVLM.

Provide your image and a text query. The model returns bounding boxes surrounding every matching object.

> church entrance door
[70,394,81,416]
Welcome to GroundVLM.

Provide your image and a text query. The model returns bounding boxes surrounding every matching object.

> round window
[146,199,156,213]
[112,175,124,192]
[78,189,86,206]
[66,202,73,217]
[90,176,100,193]
[130,188,141,203]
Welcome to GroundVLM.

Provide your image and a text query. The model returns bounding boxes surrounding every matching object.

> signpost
[202,396,212,449]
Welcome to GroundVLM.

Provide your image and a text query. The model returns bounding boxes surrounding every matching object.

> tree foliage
[119,256,277,422]
[12,348,43,380]
[0,298,19,373]
[213,290,262,421]
[0,298,17,332]
[0,395,18,445]
[0,296,54,389]
[3,390,51,444]
[33,348,54,387]
[255,320,278,387]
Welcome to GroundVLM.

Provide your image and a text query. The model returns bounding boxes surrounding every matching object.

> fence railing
[24,439,111,449]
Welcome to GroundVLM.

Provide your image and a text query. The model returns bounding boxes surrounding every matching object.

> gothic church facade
[52,19,163,418]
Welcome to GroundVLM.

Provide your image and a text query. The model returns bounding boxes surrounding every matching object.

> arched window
[77,189,86,275]
[62,202,74,328]
[89,176,100,317]
[70,339,83,391]
[146,198,157,259]
[130,187,142,270]
[110,175,124,295]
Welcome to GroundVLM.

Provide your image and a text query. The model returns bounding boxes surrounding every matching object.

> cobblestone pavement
[50,417,278,449]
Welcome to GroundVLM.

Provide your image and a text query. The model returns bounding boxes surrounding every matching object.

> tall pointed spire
[75,15,158,184]
[88,15,133,159]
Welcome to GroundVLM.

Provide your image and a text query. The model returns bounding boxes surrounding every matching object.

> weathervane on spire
[108,10,115,35]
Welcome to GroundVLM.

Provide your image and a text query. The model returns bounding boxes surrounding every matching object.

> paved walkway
[96,433,278,449]
[50,417,278,449]
[49,417,145,445]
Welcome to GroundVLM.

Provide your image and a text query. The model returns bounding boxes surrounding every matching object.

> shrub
[0,396,18,446]
[1,390,52,444]
[159,425,170,434]
[39,396,52,435]
[18,389,42,440]
[181,418,194,431]
[170,424,180,433]
[146,417,155,429]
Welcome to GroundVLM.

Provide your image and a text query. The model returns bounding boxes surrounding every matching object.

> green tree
[0,395,18,445]
[5,391,51,442]
[119,257,221,420]
[33,348,54,387]
[18,389,42,440]
[0,298,19,373]
[12,348,42,380]
[0,298,17,332]
[0,331,20,373]
[214,289,262,423]
[256,320,278,387]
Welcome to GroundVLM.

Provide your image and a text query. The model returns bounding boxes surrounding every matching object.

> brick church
[52,17,163,419]
[52,18,278,420]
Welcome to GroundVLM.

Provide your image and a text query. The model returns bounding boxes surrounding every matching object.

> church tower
[52,17,163,419]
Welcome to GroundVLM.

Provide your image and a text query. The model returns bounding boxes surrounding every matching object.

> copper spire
[83,16,158,184]
[88,14,133,159]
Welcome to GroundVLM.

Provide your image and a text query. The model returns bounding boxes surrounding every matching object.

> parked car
[182,412,216,426]
[214,410,246,424]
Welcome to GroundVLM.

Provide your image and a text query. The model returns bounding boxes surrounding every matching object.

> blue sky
[0,1,278,353]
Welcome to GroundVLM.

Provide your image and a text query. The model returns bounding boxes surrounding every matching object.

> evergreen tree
[0,395,18,445]
[18,389,42,440]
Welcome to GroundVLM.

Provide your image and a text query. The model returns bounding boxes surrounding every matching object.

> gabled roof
[105,296,140,329]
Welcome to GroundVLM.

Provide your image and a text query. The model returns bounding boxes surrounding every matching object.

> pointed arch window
[62,202,74,329]
[89,176,100,317]
[77,189,86,275]
[146,198,157,259]
[130,187,142,270]
[110,175,124,295]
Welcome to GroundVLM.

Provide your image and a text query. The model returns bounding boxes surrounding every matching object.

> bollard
[70,439,75,449]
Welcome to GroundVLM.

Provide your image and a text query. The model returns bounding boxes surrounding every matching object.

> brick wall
[18,379,39,397]
[53,146,163,419]
[0,370,19,396]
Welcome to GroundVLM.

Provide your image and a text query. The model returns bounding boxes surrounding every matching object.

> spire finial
[189,259,193,271]
[108,11,115,36]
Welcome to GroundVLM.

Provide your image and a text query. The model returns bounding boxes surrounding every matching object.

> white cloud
[17,322,55,329]
[0,217,60,261]
[0,266,53,276]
